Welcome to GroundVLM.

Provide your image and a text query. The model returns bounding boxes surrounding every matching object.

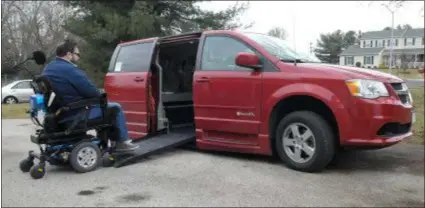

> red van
[104,30,415,172]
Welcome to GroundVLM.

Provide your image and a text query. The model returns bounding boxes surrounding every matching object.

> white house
[339,28,424,68]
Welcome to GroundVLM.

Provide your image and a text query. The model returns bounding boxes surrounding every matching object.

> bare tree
[1,1,73,76]
[267,27,287,40]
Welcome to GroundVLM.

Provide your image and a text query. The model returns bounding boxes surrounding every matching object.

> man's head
[56,39,80,62]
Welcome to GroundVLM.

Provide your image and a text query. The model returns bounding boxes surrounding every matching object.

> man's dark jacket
[41,57,100,119]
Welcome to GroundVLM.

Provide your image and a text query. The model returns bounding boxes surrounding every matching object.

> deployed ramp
[113,127,196,168]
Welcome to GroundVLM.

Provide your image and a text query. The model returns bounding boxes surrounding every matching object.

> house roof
[382,48,425,55]
[339,45,384,56]
[361,28,424,39]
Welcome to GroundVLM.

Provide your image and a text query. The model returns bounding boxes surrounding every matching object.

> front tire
[3,96,18,104]
[30,164,46,179]
[274,111,335,172]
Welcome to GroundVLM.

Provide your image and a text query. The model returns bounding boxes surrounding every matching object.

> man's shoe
[115,140,139,152]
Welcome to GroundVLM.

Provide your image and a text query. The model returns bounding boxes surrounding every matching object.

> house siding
[340,28,424,68]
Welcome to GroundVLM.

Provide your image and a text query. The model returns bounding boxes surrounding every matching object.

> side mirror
[235,52,262,70]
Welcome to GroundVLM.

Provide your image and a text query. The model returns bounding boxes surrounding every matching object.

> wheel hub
[282,123,316,164]
[77,147,97,168]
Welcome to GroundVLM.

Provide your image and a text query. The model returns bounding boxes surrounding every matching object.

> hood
[298,63,404,83]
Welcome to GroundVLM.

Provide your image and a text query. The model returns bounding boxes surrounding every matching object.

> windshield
[242,32,304,61]
[297,51,322,63]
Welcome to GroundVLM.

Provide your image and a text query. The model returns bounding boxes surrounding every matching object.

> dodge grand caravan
[104,30,415,172]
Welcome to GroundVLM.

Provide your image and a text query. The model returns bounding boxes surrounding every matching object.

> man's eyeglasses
[73,52,80,57]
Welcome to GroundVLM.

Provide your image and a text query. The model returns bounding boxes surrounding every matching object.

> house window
[375,40,378,47]
[370,40,373,47]
[412,38,415,45]
[363,40,366,47]
[406,38,413,46]
[345,56,354,65]
[382,40,385,47]
[404,38,407,46]
[387,39,390,46]
[365,40,371,47]
[395,39,398,46]
[364,56,374,65]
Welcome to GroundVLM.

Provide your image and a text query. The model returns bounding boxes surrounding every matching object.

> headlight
[345,79,389,99]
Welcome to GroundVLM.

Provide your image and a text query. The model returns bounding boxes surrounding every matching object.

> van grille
[390,83,411,105]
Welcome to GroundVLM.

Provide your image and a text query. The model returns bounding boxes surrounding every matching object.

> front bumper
[341,93,414,147]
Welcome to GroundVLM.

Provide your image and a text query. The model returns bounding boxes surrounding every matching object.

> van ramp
[113,127,195,168]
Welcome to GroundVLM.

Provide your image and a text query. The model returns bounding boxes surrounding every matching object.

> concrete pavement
[1,119,424,207]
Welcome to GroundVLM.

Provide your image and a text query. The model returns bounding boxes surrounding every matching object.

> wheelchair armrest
[60,94,108,111]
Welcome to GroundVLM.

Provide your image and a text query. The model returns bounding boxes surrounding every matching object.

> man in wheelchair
[41,39,139,152]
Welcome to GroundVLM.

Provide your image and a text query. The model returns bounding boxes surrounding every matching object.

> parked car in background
[1,79,34,104]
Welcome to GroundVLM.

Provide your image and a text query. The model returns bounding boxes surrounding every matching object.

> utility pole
[382,2,400,74]
[389,10,394,74]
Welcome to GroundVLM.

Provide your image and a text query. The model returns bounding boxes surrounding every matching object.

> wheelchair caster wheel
[70,142,101,173]
[102,154,115,167]
[19,158,34,173]
[30,164,45,179]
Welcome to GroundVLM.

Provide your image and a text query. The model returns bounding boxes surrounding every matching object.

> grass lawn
[1,89,424,145]
[376,68,423,79]
[2,103,30,119]
[409,88,424,145]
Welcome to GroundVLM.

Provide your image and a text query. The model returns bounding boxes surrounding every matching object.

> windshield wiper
[280,58,305,66]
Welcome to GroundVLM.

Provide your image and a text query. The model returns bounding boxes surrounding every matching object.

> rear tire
[274,111,335,172]
[101,153,115,167]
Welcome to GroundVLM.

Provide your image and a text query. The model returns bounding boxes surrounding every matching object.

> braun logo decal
[236,111,255,117]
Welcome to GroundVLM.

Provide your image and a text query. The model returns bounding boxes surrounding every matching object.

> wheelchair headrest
[32,75,53,95]
[31,75,63,111]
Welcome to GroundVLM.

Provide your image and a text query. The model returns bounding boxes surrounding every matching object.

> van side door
[104,38,157,139]
[193,35,263,147]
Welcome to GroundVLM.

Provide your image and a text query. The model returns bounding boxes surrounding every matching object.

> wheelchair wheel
[29,164,45,179]
[19,158,34,173]
[102,153,115,168]
[69,142,101,173]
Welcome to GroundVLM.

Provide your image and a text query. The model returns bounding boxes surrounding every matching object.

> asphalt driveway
[1,119,424,207]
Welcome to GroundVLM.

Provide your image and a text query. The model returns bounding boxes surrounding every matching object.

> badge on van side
[236,111,255,117]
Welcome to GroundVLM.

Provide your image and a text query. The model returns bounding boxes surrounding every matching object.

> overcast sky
[199,1,425,56]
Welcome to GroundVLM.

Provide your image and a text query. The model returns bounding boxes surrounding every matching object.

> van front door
[193,35,263,149]
[104,38,158,139]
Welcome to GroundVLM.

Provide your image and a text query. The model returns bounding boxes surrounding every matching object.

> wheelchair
[19,75,119,179]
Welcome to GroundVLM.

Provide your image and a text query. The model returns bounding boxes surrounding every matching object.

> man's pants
[88,102,129,142]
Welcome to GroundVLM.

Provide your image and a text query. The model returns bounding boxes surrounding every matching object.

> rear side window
[110,42,155,72]
[12,81,32,89]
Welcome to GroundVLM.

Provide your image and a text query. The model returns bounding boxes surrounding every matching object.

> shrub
[378,63,387,69]
[355,62,361,67]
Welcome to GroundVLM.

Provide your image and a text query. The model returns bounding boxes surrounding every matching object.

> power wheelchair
[19,75,120,179]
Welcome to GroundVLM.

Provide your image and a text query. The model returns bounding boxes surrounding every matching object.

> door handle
[134,77,144,82]
[196,77,210,83]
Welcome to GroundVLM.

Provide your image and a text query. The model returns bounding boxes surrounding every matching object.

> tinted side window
[12,81,31,89]
[201,36,255,71]
[112,42,154,72]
